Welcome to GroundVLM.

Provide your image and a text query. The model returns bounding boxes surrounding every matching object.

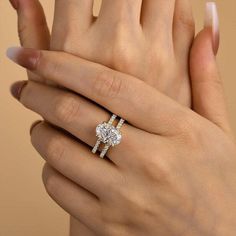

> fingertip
[6,47,22,62]
[6,47,40,70]
[205,2,220,55]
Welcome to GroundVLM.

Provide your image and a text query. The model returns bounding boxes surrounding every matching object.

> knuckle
[18,24,28,45]
[45,135,66,166]
[106,23,137,71]
[38,52,62,79]
[113,20,129,36]
[177,13,195,35]
[142,154,171,184]
[62,39,74,53]
[209,77,224,91]
[176,115,204,148]
[54,94,80,124]
[93,69,123,99]
[104,226,128,236]
[110,47,135,72]
[171,109,195,134]
[62,32,76,53]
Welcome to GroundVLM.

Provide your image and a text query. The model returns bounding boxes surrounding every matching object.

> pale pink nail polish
[6,47,40,70]
[205,2,220,55]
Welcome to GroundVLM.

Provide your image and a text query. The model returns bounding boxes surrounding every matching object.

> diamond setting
[96,122,122,146]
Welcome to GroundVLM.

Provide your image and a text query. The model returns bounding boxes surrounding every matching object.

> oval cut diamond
[96,122,122,146]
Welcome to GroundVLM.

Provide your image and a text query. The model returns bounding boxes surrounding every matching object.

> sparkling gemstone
[96,122,122,146]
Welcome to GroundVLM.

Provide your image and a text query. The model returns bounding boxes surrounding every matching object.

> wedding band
[92,114,125,158]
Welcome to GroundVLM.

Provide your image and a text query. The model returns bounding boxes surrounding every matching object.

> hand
[10,0,196,107]
[10,1,196,234]
[7,28,236,236]
[9,1,220,235]
[50,0,195,106]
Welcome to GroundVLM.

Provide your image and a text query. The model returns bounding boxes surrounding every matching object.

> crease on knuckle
[93,69,123,99]
[110,46,135,72]
[54,95,80,124]
[37,52,62,79]
[142,155,170,184]
[18,23,28,44]
[177,13,195,35]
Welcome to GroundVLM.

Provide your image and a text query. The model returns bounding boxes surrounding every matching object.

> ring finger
[11,80,143,167]
[51,0,94,50]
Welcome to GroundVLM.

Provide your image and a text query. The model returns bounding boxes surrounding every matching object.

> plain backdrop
[0,1,235,235]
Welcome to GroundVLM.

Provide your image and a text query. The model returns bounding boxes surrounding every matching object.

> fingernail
[205,2,220,55]
[10,81,27,100]
[6,47,40,70]
[9,0,18,9]
[30,121,42,135]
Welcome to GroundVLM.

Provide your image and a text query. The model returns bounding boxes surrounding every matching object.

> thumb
[190,2,231,134]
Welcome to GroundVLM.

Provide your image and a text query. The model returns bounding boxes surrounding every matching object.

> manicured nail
[6,47,40,70]
[30,121,42,135]
[9,0,18,9]
[205,2,220,55]
[10,81,27,100]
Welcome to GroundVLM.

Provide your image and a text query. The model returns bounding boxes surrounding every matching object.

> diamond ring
[92,114,125,158]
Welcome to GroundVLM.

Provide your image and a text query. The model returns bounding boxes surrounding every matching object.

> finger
[11,0,50,48]
[10,0,50,82]
[190,3,231,134]
[99,0,142,25]
[141,0,175,40]
[7,48,190,135]
[51,0,94,50]
[32,121,120,197]
[173,0,195,63]
[42,164,102,233]
[11,80,141,166]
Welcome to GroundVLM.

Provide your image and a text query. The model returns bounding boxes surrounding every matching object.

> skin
[8,1,232,235]
[9,0,196,234]
[10,0,196,105]
[7,33,236,235]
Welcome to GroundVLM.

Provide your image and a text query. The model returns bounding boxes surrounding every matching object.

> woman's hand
[10,1,196,234]
[50,0,195,106]
[10,0,196,107]
[7,30,236,236]
[9,1,221,235]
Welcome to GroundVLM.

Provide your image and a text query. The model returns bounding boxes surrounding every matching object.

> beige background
[0,1,235,235]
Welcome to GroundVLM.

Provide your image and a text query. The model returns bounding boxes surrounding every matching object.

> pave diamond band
[92,114,125,158]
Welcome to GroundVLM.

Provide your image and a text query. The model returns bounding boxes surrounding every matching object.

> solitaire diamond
[96,122,122,146]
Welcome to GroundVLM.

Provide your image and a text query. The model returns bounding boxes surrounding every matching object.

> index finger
[7,47,191,135]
